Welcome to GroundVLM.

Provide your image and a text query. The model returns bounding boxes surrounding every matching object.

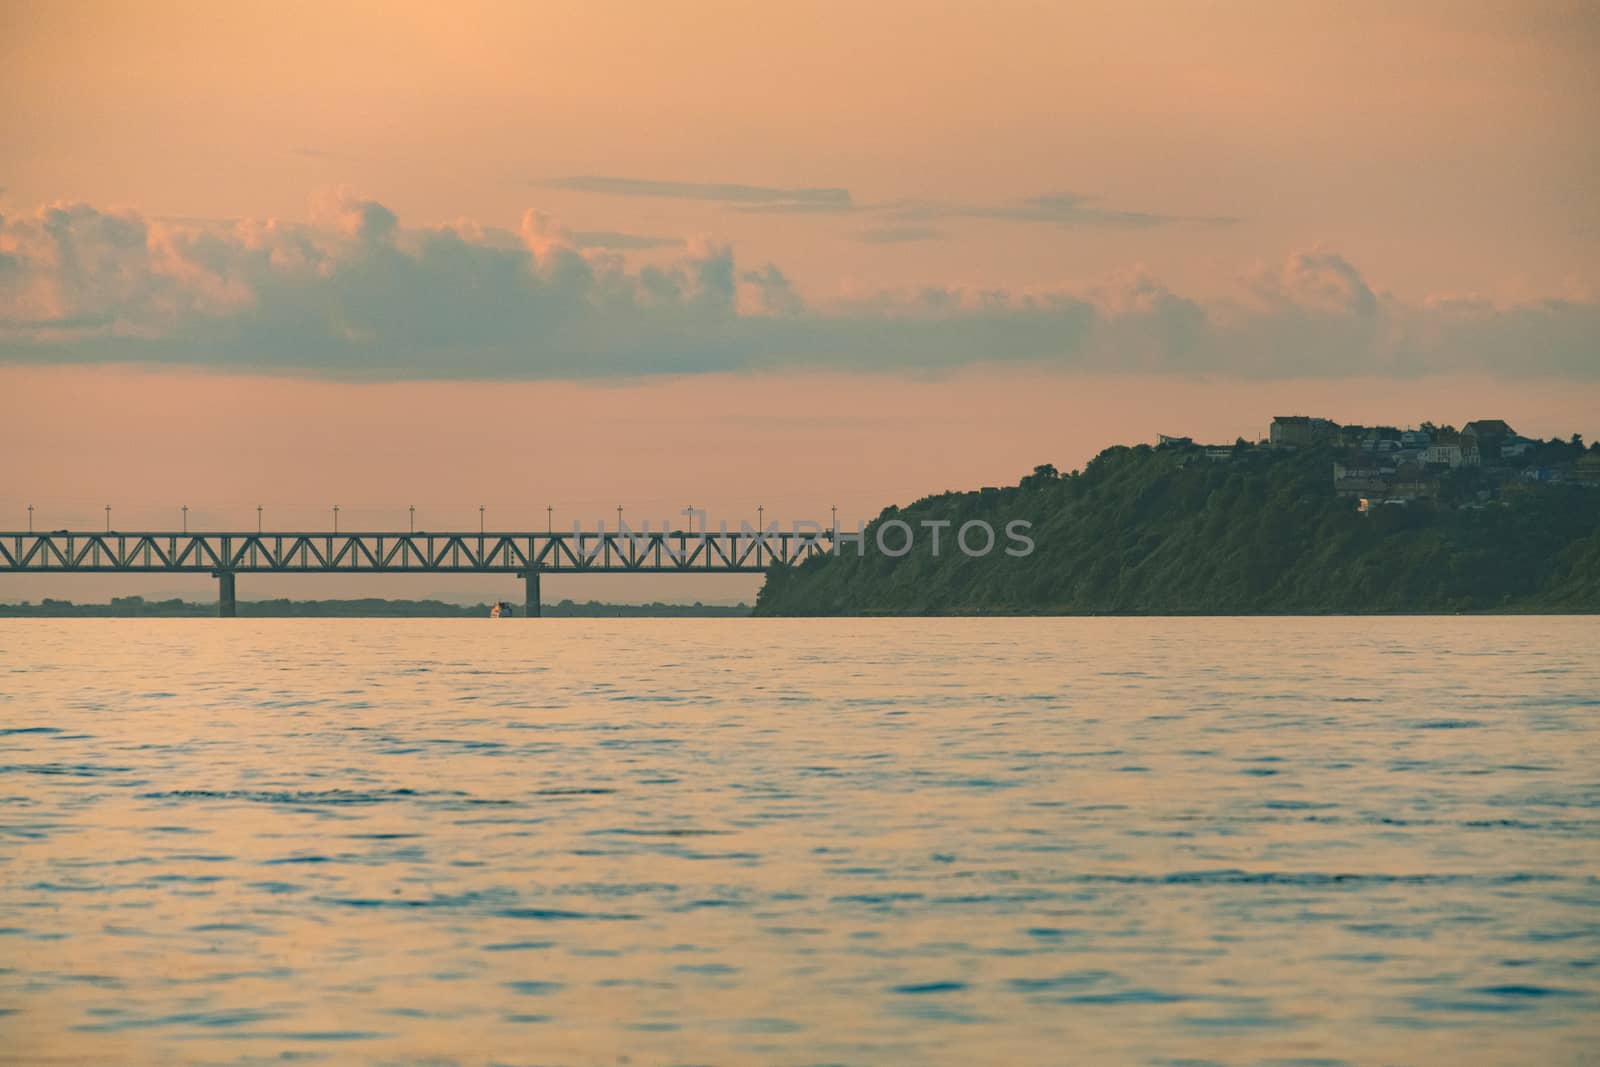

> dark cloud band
[0,195,1593,382]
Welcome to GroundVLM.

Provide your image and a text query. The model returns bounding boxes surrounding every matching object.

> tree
[1021,463,1061,489]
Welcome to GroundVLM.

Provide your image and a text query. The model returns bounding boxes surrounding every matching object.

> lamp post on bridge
[257,506,263,535]
[546,505,552,534]
[27,505,33,533]
[479,505,485,537]
[182,505,188,533]
[104,505,111,533]
[333,505,339,534]
[616,504,623,529]
[409,505,414,534]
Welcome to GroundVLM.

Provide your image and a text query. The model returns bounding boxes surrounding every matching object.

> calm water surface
[1,618,1596,1066]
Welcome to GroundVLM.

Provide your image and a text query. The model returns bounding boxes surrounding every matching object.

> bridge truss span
[0,529,837,617]
[0,530,833,575]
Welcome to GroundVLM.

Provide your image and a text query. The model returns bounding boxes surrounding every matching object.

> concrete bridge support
[520,569,541,618]
[215,571,236,618]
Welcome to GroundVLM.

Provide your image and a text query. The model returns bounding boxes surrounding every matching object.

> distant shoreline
[1,600,1591,619]
[0,597,752,618]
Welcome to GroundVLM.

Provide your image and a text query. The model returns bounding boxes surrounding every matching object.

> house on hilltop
[1462,419,1516,462]
[1341,425,1403,452]
[1425,430,1480,468]
[1270,416,1340,447]
[1463,419,1514,439]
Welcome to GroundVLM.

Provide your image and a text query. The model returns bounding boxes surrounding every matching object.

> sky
[2,0,1597,602]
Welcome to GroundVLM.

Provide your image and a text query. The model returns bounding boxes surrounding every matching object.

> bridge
[0,529,836,617]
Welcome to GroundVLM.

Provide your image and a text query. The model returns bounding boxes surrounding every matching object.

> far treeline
[754,437,1600,615]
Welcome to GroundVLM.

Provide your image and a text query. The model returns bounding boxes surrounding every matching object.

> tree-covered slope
[754,444,1600,615]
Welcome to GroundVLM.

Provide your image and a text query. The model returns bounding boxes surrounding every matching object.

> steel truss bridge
[0,529,836,616]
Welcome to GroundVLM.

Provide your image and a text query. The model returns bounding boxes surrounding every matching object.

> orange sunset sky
[2,0,1597,602]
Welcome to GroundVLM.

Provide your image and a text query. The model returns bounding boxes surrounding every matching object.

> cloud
[740,264,806,317]
[1256,249,1379,317]
[888,193,1237,229]
[730,199,868,215]
[1,193,1595,381]
[535,175,852,209]
[854,225,945,244]
[568,230,684,251]
[535,173,1233,228]
[727,190,1229,227]
[319,191,398,244]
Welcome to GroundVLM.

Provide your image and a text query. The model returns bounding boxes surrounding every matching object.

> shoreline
[3,606,1592,618]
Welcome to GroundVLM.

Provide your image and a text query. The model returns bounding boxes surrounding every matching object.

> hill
[754,442,1600,615]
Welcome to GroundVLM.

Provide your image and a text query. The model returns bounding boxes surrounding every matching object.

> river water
[0,618,1596,1065]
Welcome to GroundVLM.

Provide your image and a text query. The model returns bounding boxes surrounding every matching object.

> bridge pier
[214,571,236,618]
[519,569,541,618]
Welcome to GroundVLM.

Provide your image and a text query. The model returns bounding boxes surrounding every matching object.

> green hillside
[755,442,1600,615]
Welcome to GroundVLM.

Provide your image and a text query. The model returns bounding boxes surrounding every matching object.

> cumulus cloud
[0,193,1595,381]
[740,264,806,317]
